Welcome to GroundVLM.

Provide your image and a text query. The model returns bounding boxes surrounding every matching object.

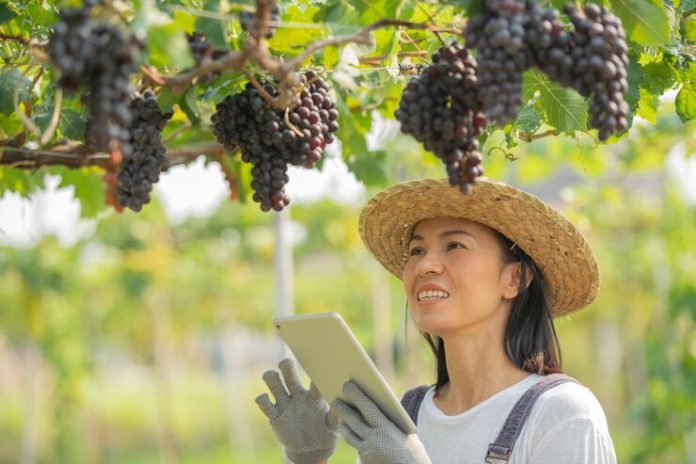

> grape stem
[13,62,42,139]
[244,70,276,105]
[39,88,63,145]
[284,107,304,137]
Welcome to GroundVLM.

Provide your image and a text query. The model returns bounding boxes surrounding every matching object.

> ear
[501,262,533,299]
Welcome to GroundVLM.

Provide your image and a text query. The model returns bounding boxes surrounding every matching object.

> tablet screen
[274,312,417,434]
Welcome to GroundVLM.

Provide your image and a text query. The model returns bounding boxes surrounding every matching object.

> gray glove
[255,358,339,464]
[331,381,431,464]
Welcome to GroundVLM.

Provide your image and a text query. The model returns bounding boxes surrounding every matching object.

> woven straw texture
[359,178,599,317]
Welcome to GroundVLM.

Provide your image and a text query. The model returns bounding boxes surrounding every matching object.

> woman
[256,178,616,463]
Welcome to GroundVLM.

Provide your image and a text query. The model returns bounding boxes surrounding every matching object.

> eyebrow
[410,229,477,243]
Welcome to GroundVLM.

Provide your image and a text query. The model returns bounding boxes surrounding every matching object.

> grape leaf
[675,63,696,121]
[0,68,31,115]
[179,87,202,125]
[682,18,696,42]
[0,167,46,198]
[675,86,696,121]
[625,55,645,112]
[0,1,17,24]
[148,23,195,69]
[636,88,659,123]
[515,101,543,134]
[642,60,678,94]
[610,0,671,46]
[35,109,85,141]
[194,0,226,50]
[270,3,326,56]
[346,150,387,186]
[523,71,587,133]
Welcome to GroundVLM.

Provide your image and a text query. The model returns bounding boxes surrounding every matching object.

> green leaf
[675,86,696,121]
[270,3,326,56]
[682,18,696,42]
[637,88,659,123]
[610,0,671,46]
[156,87,181,113]
[0,1,17,24]
[347,151,387,186]
[626,55,645,112]
[56,167,106,218]
[148,23,194,69]
[35,109,85,141]
[515,101,543,134]
[675,63,696,121]
[0,167,46,198]
[642,60,678,94]
[0,68,31,115]
[523,71,587,133]
[179,87,202,125]
[194,0,227,50]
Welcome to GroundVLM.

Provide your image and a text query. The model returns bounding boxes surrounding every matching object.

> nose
[415,250,443,276]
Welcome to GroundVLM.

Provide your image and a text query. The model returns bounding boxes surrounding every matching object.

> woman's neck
[433,329,530,415]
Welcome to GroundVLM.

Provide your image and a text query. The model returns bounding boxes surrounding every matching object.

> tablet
[274,312,417,435]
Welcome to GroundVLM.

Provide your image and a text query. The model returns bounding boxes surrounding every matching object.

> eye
[409,246,425,256]
[447,241,467,251]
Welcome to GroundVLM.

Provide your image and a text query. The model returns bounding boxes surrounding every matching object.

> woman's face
[403,216,521,337]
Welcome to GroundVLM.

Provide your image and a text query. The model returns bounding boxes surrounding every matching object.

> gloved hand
[331,381,431,464]
[255,358,339,464]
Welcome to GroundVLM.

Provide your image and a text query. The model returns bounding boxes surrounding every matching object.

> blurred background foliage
[1,98,695,463]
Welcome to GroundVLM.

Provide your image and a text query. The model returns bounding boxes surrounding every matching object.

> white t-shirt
[416,374,616,463]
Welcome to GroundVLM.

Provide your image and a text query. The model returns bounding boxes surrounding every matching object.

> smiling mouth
[417,290,450,301]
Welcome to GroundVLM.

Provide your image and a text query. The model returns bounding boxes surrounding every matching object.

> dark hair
[419,230,562,391]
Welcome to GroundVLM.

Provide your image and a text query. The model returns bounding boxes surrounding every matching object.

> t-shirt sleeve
[530,417,617,464]
[525,383,617,464]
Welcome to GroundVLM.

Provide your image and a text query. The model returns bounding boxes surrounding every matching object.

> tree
[0,0,694,215]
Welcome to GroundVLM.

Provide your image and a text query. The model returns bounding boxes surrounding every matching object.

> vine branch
[518,129,559,142]
[0,144,226,170]
[157,15,453,107]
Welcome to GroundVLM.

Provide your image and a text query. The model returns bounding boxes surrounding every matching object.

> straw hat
[359,178,599,317]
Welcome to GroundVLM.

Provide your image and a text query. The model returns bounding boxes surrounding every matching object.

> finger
[343,381,386,428]
[331,398,372,439]
[279,358,305,396]
[338,422,364,451]
[262,369,290,409]
[254,393,278,420]
[308,381,324,400]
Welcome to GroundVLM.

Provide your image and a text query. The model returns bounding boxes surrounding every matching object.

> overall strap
[485,373,578,463]
[400,385,430,426]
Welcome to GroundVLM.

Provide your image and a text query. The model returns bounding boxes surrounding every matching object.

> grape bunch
[48,2,143,153]
[116,92,173,212]
[463,0,530,125]
[463,1,629,140]
[562,4,629,141]
[239,4,280,38]
[394,42,487,193]
[212,70,339,211]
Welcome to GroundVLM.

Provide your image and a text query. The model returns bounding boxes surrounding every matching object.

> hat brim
[359,178,599,317]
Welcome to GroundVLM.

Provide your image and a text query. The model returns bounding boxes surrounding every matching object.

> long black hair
[419,230,562,391]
